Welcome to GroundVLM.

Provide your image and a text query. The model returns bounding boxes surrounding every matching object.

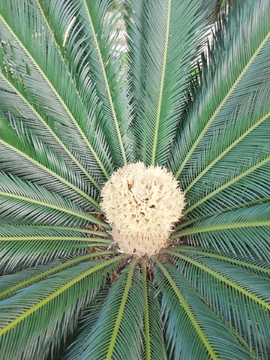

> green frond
[193,1,231,95]
[65,286,111,360]
[42,0,133,166]
[0,0,269,358]
[0,114,100,210]
[167,249,270,358]
[128,0,216,166]
[169,250,270,309]
[184,100,270,197]
[0,51,100,191]
[172,203,270,259]
[0,254,123,360]
[0,251,115,299]
[77,258,145,360]
[142,263,166,360]
[171,246,270,276]
[154,259,253,360]
[0,225,112,274]
[0,172,109,227]
[19,225,111,238]
[0,258,64,296]
[169,0,270,214]
[0,224,111,242]
[0,0,113,183]
[34,0,119,177]
[184,151,270,219]
[124,0,147,160]
[0,240,83,275]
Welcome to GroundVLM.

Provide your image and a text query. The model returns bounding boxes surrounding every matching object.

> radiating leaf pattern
[0,0,269,359]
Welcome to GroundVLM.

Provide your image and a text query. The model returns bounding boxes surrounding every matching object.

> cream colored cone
[101,162,185,256]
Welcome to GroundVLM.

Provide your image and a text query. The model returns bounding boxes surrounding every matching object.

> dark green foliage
[0,0,269,359]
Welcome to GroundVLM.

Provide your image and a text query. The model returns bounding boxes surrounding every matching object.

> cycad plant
[0,0,270,359]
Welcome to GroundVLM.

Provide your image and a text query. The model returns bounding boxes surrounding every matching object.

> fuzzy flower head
[100,162,185,256]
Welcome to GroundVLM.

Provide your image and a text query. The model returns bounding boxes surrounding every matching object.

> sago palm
[0,0,270,359]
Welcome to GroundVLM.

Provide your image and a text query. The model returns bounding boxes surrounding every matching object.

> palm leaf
[170,246,270,276]
[0,225,111,243]
[166,248,270,358]
[0,114,100,210]
[77,258,145,359]
[0,225,111,274]
[172,203,270,259]
[184,96,270,196]
[0,251,114,298]
[154,259,254,360]
[184,145,270,219]
[65,286,111,359]
[0,172,109,227]
[142,263,166,360]
[0,254,123,360]
[0,258,64,295]
[0,0,112,184]
[124,0,147,159]
[14,225,111,238]
[128,0,215,166]
[0,0,269,358]
[169,0,270,217]
[41,0,133,166]
[0,49,101,191]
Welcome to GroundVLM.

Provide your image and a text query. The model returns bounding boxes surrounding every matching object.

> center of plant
[100,162,185,257]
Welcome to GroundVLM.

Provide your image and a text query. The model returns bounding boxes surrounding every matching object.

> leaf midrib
[15,225,111,237]
[0,68,101,190]
[0,236,111,242]
[0,190,110,228]
[105,257,137,360]
[184,154,270,215]
[82,0,127,165]
[0,254,124,336]
[151,0,171,165]
[166,251,270,311]
[185,111,270,193]
[154,257,218,360]
[0,139,101,210]
[0,250,116,300]
[0,15,109,180]
[171,248,270,275]
[174,219,270,237]
[142,263,151,360]
[175,28,270,179]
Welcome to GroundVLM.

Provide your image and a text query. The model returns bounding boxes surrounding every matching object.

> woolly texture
[100,162,185,256]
